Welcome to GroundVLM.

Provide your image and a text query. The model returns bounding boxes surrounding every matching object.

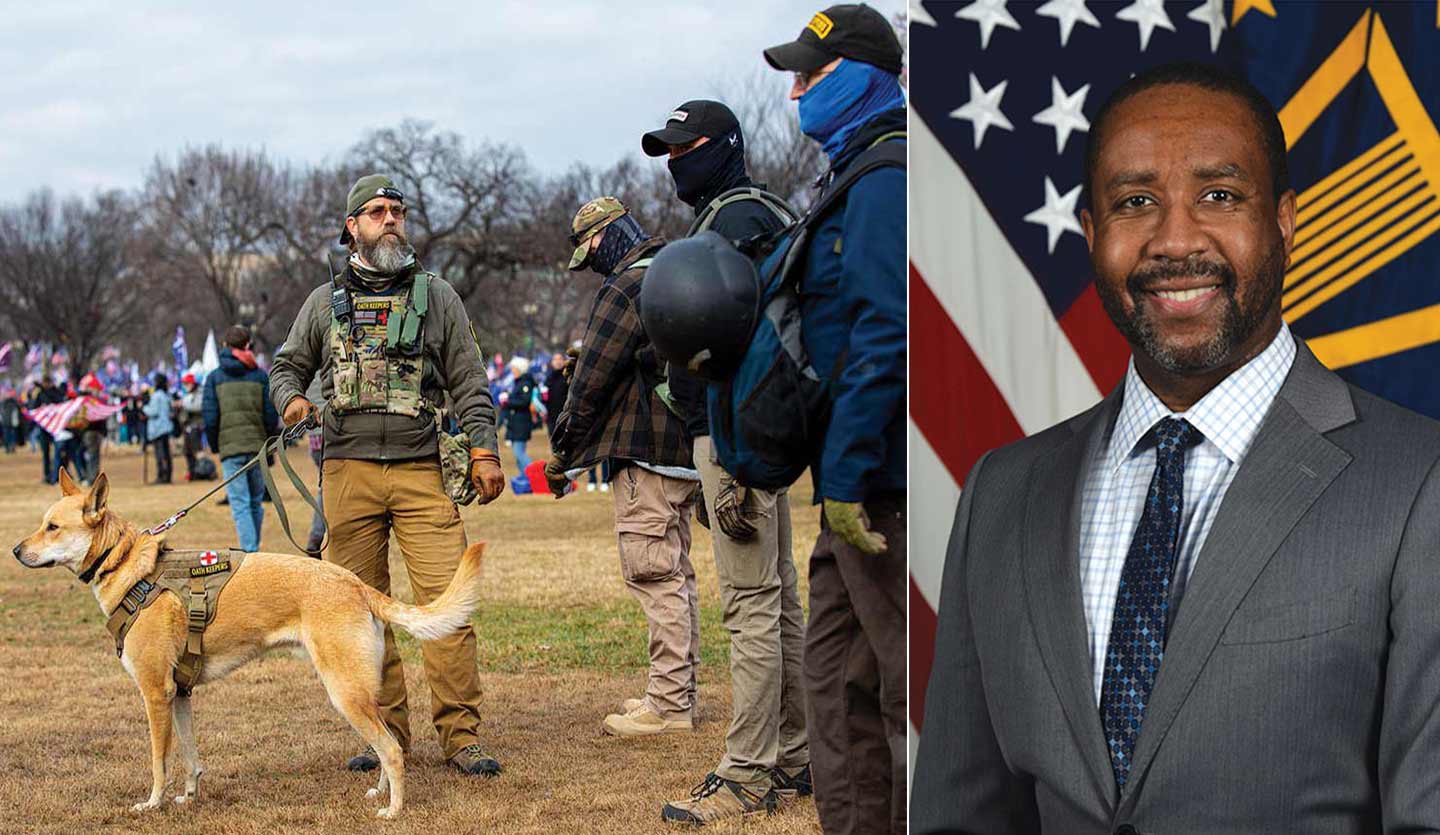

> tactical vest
[687,186,799,238]
[329,272,431,418]
[105,548,248,695]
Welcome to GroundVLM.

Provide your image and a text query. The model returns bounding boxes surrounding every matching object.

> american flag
[23,396,123,438]
[908,0,1440,768]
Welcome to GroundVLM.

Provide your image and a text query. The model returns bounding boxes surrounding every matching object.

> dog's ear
[82,473,109,525]
[59,468,80,497]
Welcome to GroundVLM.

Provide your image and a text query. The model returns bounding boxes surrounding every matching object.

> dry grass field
[0,436,824,834]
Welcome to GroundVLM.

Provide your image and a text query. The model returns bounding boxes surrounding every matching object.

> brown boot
[771,763,813,802]
[661,772,776,824]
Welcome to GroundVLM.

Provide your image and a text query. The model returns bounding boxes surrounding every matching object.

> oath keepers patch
[190,560,231,577]
[351,298,395,330]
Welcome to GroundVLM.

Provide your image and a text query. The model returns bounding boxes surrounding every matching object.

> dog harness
[105,548,248,696]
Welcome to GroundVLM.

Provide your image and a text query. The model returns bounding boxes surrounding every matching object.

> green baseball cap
[567,196,628,270]
[339,174,405,245]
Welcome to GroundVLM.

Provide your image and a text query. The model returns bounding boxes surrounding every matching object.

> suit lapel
[1121,342,1355,805]
[1022,391,1121,808]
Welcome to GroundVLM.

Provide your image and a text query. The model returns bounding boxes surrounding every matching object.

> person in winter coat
[756,6,908,834]
[203,325,279,551]
[143,373,175,484]
[501,356,542,475]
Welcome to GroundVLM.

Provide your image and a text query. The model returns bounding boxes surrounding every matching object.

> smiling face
[1082,83,1296,388]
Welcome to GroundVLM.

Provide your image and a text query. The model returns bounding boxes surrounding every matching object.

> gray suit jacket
[912,342,1440,835]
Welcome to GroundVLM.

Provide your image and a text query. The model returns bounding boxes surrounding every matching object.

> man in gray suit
[912,62,1440,834]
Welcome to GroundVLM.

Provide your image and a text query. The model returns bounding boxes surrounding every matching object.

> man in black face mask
[642,103,809,823]
[642,100,791,242]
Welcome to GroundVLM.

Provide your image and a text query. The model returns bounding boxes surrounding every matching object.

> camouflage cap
[339,174,405,245]
[567,196,628,270]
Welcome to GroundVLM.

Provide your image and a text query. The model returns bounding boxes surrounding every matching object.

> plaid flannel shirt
[553,237,693,472]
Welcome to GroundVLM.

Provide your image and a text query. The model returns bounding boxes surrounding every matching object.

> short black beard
[358,230,414,275]
[1097,245,1285,374]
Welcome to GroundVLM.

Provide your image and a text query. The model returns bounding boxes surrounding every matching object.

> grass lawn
[0,435,823,834]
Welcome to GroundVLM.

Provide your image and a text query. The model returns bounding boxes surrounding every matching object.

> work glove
[544,458,572,497]
[824,499,887,556]
[714,474,759,541]
[694,488,711,530]
[282,396,315,428]
[468,448,506,505]
[561,346,581,382]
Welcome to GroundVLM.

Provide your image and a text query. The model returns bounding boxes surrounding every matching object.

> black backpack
[707,131,905,490]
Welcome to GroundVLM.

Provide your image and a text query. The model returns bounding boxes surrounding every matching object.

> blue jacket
[202,350,279,458]
[142,389,174,442]
[799,108,907,502]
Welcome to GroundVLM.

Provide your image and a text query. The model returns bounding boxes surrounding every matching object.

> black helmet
[640,231,761,382]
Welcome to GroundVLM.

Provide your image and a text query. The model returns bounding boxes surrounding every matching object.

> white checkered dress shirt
[1078,324,1296,704]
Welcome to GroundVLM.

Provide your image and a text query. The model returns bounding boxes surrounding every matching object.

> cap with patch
[339,174,405,245]
[641,100,740,157]
[567,196,628,270]
[764,4,903,76]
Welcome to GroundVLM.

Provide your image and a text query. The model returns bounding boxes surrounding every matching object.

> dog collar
[77,542,117,584]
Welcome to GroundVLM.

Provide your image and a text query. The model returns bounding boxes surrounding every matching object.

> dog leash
[144,413,327,553]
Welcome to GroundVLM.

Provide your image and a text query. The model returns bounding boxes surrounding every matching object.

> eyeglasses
[793,68,833,92]
[357,203,407,222]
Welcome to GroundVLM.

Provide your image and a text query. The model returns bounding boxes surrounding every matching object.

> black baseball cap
[764,4,903,76]
[641,100,740,157]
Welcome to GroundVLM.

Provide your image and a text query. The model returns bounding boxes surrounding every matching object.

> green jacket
[270,264,499,461]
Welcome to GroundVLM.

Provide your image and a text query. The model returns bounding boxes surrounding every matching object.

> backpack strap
[687,187,800,237]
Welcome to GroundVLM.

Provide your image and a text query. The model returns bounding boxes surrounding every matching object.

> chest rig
[105,549,248,696]
[328,271,432,417]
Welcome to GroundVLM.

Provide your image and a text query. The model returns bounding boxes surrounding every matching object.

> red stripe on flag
[910,577,938,732]
[909,264,1024,484]
[1058,283,1130,393]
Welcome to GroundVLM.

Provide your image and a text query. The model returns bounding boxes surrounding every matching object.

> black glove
[714,474,759,541]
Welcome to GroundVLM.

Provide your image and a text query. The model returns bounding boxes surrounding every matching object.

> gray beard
[358,233,414,275]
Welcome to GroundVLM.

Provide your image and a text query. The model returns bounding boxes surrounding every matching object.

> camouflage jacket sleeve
[555,280,641,464]
[270,285,328,415]
[432,279,499,454]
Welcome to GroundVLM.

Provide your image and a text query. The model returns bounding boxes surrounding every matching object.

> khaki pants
[612,463,699,718]
[693,436,808,785]
[322,457,482,758]
[804,491,907,835]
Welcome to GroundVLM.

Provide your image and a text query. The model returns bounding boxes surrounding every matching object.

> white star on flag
[910,0,938,27]
[1023,177,1084,254]
[1032,76,1091,154]
[950,73,1014,149]
[1186,0,1227,53]
[1115,0,1175,51]
[1035,0,1101,47]
[955,0,1021,49]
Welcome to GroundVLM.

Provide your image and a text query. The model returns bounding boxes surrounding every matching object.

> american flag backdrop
[908,0,1440,771]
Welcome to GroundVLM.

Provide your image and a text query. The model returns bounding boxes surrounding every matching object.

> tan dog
[12,469,485,820]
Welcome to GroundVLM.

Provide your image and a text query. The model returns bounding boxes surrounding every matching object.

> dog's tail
[363,543,485,641]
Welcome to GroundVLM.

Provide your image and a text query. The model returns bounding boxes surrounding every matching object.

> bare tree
[0,190,146,374]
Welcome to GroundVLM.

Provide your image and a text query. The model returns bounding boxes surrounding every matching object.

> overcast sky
[0,1,904,203]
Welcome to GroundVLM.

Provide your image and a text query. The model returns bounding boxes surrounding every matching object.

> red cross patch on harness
[199,551,219,566]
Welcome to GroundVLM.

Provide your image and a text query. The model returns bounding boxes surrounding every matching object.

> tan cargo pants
[612,462,700,718]
[321,457,482,759]
[693,436,809,785]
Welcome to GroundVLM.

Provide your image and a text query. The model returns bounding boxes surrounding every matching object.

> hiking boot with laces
[346,745,379,772]
[771,763,813,801]
[661,772,776,824]
[448,743,502,777]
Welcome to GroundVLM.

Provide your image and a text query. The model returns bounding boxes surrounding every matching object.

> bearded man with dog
[270,174,506,778]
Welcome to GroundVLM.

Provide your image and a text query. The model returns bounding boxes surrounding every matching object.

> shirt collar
[1107,323,1297,471]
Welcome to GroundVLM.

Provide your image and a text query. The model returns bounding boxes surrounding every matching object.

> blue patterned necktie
[1100,416,1199,790]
